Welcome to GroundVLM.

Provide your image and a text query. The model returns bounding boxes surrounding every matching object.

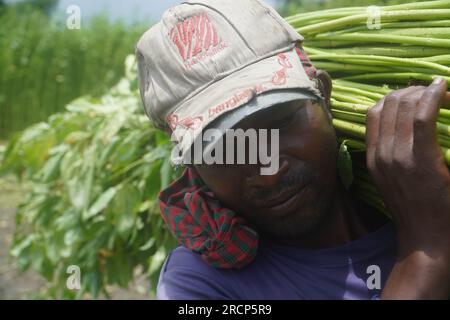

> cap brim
[168,47,322,164]
[198,89,317,160]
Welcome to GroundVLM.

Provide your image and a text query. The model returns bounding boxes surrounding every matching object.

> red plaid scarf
[159,168,259,268]
[159,46,317,269]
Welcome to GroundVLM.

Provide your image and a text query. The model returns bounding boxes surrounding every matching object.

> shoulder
[164,245,206,270]
[156,246,240,300]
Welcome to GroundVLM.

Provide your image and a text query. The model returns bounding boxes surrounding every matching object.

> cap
[136,0,322,163]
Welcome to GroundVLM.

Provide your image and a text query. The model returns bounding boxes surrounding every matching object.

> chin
[262,205,329,239]
[251,188,333,240]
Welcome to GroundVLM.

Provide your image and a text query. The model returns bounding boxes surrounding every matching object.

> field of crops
[0,6,146,138]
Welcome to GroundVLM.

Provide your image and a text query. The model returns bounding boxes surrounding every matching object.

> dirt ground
[0,176,45,299]
[0,176,151,300]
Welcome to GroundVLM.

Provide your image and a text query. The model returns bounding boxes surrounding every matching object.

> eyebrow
[245,100,308,128]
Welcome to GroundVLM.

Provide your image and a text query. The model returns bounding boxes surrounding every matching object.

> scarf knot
[159,168,259,269]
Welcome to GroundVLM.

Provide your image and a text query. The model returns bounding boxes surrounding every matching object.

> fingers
[414,78,448,151]
[393,88,426,169]
[364,80,450,230]
[376,86,420,169]
[366,79,449,177]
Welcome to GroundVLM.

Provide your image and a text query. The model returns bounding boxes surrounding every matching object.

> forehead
[233,99,317,130]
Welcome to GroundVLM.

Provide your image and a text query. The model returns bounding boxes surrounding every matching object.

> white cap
[136,0,321,161]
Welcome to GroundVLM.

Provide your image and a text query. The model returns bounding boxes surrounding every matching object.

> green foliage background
[1,57,179,298]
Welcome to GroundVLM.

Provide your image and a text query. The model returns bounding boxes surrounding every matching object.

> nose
[245,157,290,188]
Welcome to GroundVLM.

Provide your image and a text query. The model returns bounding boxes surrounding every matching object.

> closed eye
[277,115,295,128]
[271,108,300,129]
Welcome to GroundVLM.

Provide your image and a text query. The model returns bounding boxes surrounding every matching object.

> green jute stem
[312,61,393,74]
[438,122,450,136]
[333,91,375,103]
[309,53,450,75]
[332,85,385,101]
[333,118,450,147]
[306,45,450,59]
[304,40,365,48]
[285,7,364,24]
[290,7,450,29]
[443,147,450,165]
[337,138,366,151]
[439,117,450,125]
[388,65,445,76]
[332,109,367,125]
[375,20,450,29]
[333,119,450,139]
[342,73,450,84]
[319,60,442,76]
[354,27,450,39]
[287,10,364,27]
[303,46,327,56]
[381,0,450,11]
[314,32,450,48]
[328,20,450,34]
[296,10,450,35]
[353,183,390,218]
[332,97,449,123]
[423,55,450,64]
[353,179,380,198]
[287,0,450,24]
[331,100,370,114]
[332,101,450,126]
[333,79,392,95]
[378,20,450,30]
[333,118,366,139]
[331,93,374,106]
[440,109,450,119]
[439,136,450,149]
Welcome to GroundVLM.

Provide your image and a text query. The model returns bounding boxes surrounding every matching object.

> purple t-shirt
[157,223,396,300]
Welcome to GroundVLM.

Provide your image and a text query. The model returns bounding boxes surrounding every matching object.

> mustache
[247,166,314,201]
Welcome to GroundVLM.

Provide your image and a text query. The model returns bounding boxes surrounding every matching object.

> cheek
[196,166,245,210]
[315,136,339,185]
[283,105,338,181]
[307,115,338,183]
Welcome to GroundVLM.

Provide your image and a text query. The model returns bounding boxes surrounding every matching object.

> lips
[254,182,310,209]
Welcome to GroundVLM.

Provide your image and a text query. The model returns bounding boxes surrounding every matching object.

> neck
[268,182,389,249]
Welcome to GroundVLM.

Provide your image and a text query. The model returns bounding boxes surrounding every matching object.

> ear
[316,69,332,106]
[315,70,333,120]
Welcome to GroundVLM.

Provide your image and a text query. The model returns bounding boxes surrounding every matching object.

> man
[136,0,450,299]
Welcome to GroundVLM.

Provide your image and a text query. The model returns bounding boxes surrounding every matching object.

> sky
[54,0,280,23]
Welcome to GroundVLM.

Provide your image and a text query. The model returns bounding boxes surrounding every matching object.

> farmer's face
[195,72,338,239]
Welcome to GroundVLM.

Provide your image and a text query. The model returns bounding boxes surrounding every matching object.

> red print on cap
[169,13,227,68]
[272,69,287,85]
[272,52,293,85]
[277,52,293,69]
[167,114,203,131]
